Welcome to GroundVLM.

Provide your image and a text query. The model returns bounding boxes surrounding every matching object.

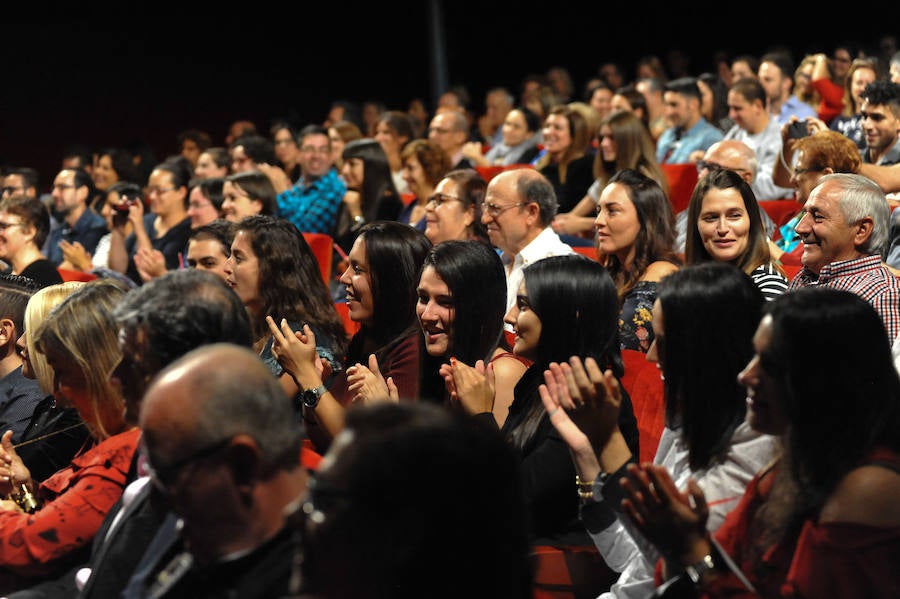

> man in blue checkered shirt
[269,124,346,236]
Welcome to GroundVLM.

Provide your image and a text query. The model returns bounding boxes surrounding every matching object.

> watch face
[302,385,325,408]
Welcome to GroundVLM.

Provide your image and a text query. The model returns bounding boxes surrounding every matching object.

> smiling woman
[0,195,63,288]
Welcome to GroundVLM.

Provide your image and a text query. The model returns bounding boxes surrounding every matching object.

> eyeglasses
[428,127,452,135]
[0,186,25,196]
[426,193,462,207]
[0,221,24,232]
[696,160,748,175]
[143,437,231,494]
[188,200,212,210]
[146,187,175,196]
[483,201,527,217]
[792,166,823,176]
[300,146,330,155]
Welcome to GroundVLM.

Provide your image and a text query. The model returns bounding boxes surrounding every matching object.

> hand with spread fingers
[266,317,324,387]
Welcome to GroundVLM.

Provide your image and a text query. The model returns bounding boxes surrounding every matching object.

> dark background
[1,6,886,190]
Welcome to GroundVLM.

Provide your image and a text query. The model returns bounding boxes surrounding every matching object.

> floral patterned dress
[618,281,659,353]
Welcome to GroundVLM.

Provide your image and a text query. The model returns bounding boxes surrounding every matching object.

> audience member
[481,168,573,316]
[0,280,135,594]
[269,221,431,451]
[221,170,277,222]
[624,287,900,598]
[185,219,233,280]
[1,168,39,202]
[424,168,489,245]
[113,158,192,286]
[829,57,880,149]
[186,176,225,229]
[334,139,404,256]
[635,77,668,142]
[476,86,515,147]
[858,80,900,167]
[730,54,759,81]
[0,195,63,288]
[228,134,275,174]
[12,281,89,485]
[90,147,137,212]
[463,106,542,167]
[428,109,475,170]
[418,239,526,423]
[539,261,775,599]
[656,77,724,164]
[361,99,386,137]
[445,254,638,554]
[807,52,846,124]
[175,129,212,169]
[270,120,302,184]
[594,169,680,352]
[224,119,257,147]
[789,173,899,342]
[685,169,788,299]
[697,72,734,132]
[585,81,615,123]
[328,119,364,175]
[554,111,667,242]
[373,111,414,195]
[223,215,347,401]
[675,139,776,253]
[269,124,346,236]
[398,138,452,232]
[192,147,230,180]
[0,275,44,442]
[131,343,308,599]
[757,51,818,125]
[291,401,532,599]
[44,167,107,267]
[532,105,595,215]
[723,77,795,200]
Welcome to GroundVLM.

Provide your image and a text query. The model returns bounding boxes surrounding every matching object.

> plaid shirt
[276,168,346,235]
[789,254,900,341]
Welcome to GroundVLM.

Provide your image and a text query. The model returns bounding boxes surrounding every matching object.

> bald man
[133,343,307,598]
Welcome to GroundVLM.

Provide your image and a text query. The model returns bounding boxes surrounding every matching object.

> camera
[114,197,139,212]
[787,121,809,139]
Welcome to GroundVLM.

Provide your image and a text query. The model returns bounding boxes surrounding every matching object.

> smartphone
[787,121,809,139]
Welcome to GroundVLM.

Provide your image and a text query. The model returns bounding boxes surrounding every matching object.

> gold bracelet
[576,475,594,500]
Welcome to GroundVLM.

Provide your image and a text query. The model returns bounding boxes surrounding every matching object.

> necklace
[12,422,87,449]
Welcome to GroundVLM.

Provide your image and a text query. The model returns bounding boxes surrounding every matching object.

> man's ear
[854,216,875,247]
[226,434,263,504]
[0,318,17,350]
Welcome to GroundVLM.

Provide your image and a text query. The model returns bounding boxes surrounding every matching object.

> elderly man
[482,168,573,317]
[790,173,900,342]
[133,343,308,598]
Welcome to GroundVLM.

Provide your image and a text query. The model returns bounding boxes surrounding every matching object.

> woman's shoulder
[640,260,680,282]
[819,459,900,527]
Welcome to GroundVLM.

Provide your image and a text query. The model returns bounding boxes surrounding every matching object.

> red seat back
[531,544,617,599]
[334,301,360,337]
[302,232,334,285]
[661,163,699,214]
[571,245,598,261]
[56,268,98,282]
[620,349,666,464]
[760,199,801,234]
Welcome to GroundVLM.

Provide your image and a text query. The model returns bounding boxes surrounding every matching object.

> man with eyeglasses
[261,124,346,236]
[428,109,476,170]
[0,167,39,201]
[674,140,776,254]
[129,343,308,599]
[482,168,573,318]
[43,167,107,267]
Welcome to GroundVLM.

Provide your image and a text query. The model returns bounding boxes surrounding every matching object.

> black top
[15,259,63,288]
[540,154,596,214]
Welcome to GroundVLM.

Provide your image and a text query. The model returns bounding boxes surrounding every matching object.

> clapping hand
[346,354,397,404]
[620,463,709,563]
[439,358,494,415]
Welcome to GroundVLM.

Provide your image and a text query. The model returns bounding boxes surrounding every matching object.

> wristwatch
[300,384,327,409]
[685,553,717,586]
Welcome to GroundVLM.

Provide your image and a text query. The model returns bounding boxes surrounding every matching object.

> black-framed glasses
[0,221,24,232]
[426,193,462,207]
[483,201,526,217]
[143,437,231,494]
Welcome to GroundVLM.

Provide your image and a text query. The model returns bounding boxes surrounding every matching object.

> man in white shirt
[482,168,573,322]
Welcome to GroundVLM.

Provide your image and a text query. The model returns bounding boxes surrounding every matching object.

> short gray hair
[821,173,890,257]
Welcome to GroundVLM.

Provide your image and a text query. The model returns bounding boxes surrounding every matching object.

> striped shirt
[789,255,900,341]
[750,262,789,301]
